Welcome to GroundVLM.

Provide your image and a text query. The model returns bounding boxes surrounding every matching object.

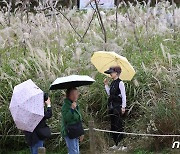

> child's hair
[113,66,121,75]
[66,87,77,98]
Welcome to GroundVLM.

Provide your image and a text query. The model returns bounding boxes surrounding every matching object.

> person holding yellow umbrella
[103,66,127,151]
[91,51,135,151]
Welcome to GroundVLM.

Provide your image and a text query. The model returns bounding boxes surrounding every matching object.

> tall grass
[0,1,179,153]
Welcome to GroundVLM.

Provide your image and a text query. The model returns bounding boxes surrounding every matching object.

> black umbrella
[50,75,95,90]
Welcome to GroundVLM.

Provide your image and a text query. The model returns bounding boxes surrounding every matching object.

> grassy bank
[0,1,179,153]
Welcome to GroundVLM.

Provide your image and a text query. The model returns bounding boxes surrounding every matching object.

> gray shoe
[118,146,128,151]
[109,145,118,150]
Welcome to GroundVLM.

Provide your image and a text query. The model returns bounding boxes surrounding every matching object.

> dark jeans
[109,107,125,146]
[65,136,79,154]
[30,140,44,154]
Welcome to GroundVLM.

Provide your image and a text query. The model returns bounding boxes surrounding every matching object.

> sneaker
[118,146,128,151]
[109,145,118,150]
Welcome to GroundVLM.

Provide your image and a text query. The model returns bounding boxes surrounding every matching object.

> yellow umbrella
[91,51,136,81]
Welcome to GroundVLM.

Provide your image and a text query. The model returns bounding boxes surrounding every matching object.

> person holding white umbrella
[9,79,53,154]
[24,93,52,154]
[50,75,95,154]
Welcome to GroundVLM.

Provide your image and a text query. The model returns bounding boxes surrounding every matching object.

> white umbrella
[9,79,44,132]
[50,75,95,90]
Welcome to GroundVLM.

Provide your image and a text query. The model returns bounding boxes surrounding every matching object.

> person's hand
[121,108,126,114]
[104,78,109,85]
[79,135,84,142]
[71,102,77,109]
[45,97,51,106]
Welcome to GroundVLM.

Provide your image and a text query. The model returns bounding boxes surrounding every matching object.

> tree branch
[94,0,107,43]
[45,11,82,40]
[58,10,82,40]
[80,10,96,42]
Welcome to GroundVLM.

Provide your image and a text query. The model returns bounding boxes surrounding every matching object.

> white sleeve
[105,85,110,96]
[119,81,126,108]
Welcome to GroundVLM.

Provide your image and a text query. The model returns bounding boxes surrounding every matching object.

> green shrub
[0,1,179,153]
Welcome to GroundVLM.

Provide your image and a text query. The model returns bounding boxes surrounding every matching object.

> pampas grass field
[0,1,179,153]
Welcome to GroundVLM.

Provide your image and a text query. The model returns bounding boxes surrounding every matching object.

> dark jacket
[61,98,82,137]
[108,78,122,108]
[24,107,52,146]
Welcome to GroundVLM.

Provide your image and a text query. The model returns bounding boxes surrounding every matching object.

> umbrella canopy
[50,75,95,90]
[91,51,136,80]
[9,79,44,132]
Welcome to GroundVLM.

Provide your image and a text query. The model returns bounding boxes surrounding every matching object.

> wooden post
[89,121,95,154]
[38,147,46,154]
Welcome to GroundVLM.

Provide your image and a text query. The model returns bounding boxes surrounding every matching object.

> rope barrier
[0,128,179,137]
[94,128,180,137]
[0,134,25,137]
[0,128,89,137]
